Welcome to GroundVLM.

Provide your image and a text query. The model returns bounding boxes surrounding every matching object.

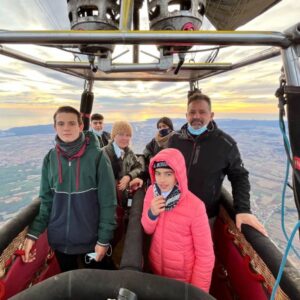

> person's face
[114,132,131,149]
[54,112,83,143]
[158,123,169,130]
[154,168,177,192]
[186,100,214,129]
[91,119,104,131]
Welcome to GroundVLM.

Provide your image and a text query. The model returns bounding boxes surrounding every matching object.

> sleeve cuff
[26,233,39,241]
[148,209,158,221]
[235,209,252,214]
[97,241,110,247]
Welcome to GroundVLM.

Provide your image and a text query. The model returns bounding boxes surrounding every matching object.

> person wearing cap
[141,148,215,292]
[143,117,175,166]
[168,92,267,235]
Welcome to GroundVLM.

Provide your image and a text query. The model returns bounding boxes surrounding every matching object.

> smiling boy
[141,148,215,292]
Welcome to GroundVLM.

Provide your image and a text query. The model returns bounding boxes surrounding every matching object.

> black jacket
[168,122,251,218]
[97,131,111,148]
[103,142,144,206]
[143,138,162,162]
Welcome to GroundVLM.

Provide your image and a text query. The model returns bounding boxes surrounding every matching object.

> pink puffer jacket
[141,148,215,292]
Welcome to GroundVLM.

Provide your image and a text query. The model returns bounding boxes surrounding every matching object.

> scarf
[55,132,86,158]
[155,131,174,148]
[153,183,181,211]
[55,132,87,191]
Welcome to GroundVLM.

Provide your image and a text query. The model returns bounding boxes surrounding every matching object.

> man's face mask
[187,124,207,136]
[92,128,103,136]
[159,128,171,137]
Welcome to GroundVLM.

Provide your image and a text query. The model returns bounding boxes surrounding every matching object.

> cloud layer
[0,0,299,129]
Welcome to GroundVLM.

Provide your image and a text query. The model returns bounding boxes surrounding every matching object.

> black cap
[153,161,172,170]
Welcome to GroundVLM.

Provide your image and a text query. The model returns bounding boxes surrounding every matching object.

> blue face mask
[187,124,207,136]
[159,128,171,137]
[92,128,103,137]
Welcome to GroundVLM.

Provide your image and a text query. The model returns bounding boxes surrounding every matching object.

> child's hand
[118,175,131,191]
[22,238,37,263]
[150,195,166,216]
[129,178,143,191]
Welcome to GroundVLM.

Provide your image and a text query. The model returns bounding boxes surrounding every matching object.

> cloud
[0,0,298,129]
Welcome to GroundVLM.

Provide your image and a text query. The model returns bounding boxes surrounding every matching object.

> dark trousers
[55,250,116,273]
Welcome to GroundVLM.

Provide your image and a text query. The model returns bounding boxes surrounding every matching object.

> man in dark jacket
[91,113,111,147]
[168,92,267,235]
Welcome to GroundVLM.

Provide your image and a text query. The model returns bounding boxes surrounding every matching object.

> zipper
[160,212,166,275]
[64,160,72,253]
[187,141,197,176]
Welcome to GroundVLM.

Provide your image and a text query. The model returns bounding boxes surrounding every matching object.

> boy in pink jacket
[141,148,215,292]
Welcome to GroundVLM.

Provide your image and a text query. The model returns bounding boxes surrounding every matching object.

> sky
[0,0,300,129]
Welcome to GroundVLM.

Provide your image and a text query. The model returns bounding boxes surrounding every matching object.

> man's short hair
[53,106,82,125]
[91,113,104,121]
[187,92,212,110]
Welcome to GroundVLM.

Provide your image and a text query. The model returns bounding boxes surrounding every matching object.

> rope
[278,123,300,259]
[270,221,300,300]
[276,80,300,259]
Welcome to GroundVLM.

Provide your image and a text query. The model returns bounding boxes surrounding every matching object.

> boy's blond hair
[111,121,132,139]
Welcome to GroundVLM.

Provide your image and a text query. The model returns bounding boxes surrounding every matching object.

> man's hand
[94,244,108,262]
[118,175,131,191]
[236,213,268,236]
[22,238,37,263]
[150,195,166,216]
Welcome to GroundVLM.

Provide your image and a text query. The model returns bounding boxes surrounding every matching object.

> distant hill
[0,119,279,138]
[0,124,54,137]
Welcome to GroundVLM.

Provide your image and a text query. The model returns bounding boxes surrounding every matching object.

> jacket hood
[88,131,102,150]
[149,148,188,196]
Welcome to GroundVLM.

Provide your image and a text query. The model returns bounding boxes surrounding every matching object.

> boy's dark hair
[91,113,104,121]
[53,106,83,125]
[187,92,212,110]
[156,117,174,130]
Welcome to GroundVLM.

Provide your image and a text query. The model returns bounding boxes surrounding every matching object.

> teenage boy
[22,106,117,272]
[90,113,111,147]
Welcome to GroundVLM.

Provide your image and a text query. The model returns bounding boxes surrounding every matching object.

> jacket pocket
[68,191,99,245]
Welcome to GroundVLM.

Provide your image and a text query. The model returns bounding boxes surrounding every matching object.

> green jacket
[28,132,117,254]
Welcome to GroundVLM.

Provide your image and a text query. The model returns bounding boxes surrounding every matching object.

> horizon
[0,1,299,129]
[0,115,281,132]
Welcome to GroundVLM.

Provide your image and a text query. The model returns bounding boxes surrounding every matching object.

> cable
[205,48,220,63]
[279,138,300,259]
[166,45,226,55]
[35,0,62,29]
[270,221,300,300]
[278,93,300,259]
